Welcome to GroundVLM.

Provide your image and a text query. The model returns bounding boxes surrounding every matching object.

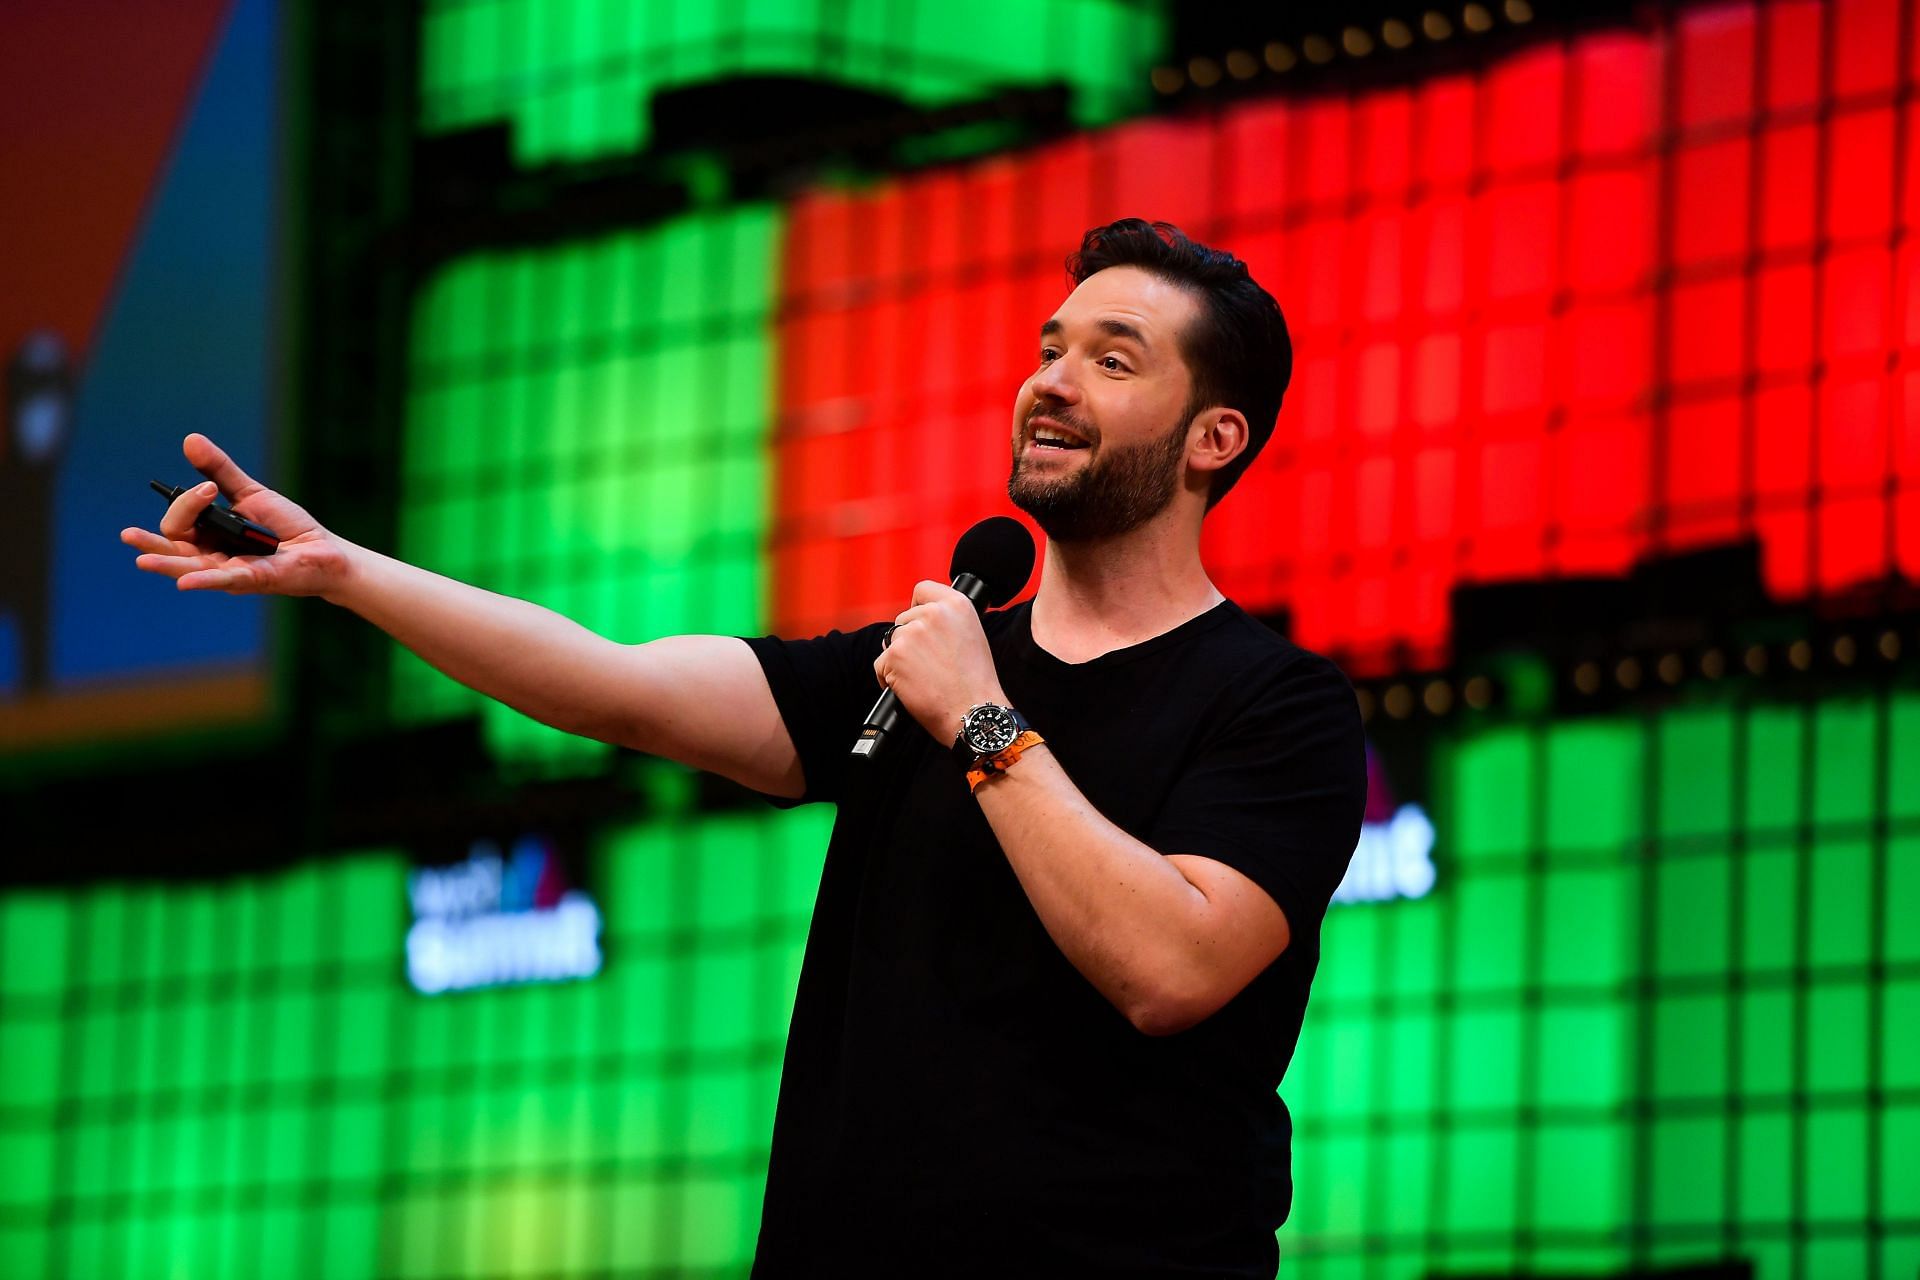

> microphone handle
[850,573,989,759]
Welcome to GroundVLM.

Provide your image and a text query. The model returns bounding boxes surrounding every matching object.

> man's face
[1008,265,1202,542]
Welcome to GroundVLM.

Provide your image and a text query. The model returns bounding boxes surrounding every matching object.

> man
[124,219,1365,1277]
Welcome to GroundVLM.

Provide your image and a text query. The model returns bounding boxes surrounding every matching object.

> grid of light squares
[398,205,778,775]
[1278,687,1920,1280]
[0,804,834,1280]
[3,688,1913,1276]
[417,0,1167,166]
[771,0,1920,676]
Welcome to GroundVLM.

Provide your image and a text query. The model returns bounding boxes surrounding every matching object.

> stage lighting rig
[1154,0,1637,101]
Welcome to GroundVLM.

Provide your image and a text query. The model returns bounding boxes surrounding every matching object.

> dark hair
[1066,219,1292,508]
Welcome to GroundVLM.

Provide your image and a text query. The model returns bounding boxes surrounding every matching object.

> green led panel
[1277,689,1920,1280]
[0,803,835,1279]
[418,0,1168,167]
[398,205,778,775]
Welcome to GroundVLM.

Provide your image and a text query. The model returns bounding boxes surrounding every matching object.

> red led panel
[1663,397,1746,550]
[1758,123,1819,251]
[1483,45,1564,175]
[1573,33,1655,156]
[1827,108,1897,241]
[1834,0,1901,97]
[1675,3,1756,128]
[1764,2,1823,109]
[1672,137,1750,268]
[772,4,1920,673]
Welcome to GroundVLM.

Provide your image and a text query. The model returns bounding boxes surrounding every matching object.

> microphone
[851,516,1037,759]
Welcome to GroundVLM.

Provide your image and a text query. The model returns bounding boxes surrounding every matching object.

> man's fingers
[891,602,961,632]
[910,579,956,605]
[183,433,265,503]
[135,550,225,580]
[121,526,199,557]
[159,482,219,540]
[177,565,254,593]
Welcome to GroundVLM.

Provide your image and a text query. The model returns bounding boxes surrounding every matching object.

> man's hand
[122,435,803,797]
[122,433,351,598]
[873,579,1007,747]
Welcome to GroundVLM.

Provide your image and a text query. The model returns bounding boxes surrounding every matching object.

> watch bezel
[959,704,1021,758]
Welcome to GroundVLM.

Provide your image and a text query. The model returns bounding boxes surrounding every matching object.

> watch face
[963,706,1020,756]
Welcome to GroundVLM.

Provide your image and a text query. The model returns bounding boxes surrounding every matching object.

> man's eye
[1039,349,1059,363]
[1100,356,1127,371]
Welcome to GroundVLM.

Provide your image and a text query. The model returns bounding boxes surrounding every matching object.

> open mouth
[1028,419,1091,451]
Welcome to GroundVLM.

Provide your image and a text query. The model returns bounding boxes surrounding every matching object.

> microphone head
[950,516,1037,608]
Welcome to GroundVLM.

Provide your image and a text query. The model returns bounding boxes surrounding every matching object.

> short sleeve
[1145,651,1367,943]
[742,621,892,806]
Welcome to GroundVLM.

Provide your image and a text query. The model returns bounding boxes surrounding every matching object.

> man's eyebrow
[1038,317,1154,349]
[1097,318,1151,349]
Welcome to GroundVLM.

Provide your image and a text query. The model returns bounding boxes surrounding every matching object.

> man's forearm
[972,748,1287,1035]
[866,583,1293,1033]
[323,539,640,744]
[316,542,803,795]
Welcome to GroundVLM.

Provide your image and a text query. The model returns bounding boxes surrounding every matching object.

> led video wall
[7,1,1917,1278]
[398,206,779,774]
[3,690,1910,1278]
[0,805,834,1279]
[406,1,1920,764]
[373,1,1920,1273]
[1280,689,1920,1279]
[418,0,1168,166]
[771,0,1920,674]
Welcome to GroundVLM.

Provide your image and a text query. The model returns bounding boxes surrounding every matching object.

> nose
[1030,352,1081,405]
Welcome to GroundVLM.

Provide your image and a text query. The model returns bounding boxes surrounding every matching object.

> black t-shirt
[742,598,1366,1277]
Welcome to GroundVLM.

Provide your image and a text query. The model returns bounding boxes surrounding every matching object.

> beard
[1007,407,1192,542]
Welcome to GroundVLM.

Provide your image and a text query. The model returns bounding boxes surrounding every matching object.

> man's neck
[1027,509,1224,664]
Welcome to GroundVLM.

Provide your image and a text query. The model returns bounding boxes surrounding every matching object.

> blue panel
[32,0,277,687]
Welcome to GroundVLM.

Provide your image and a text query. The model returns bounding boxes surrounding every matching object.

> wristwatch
[953,703,1045,790]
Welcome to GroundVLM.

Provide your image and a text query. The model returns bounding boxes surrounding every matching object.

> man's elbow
[1121,977,1232,1037]
[1126,999,1209,1037]
[1120,943,1290,1035]
[1112,884,1297,1035]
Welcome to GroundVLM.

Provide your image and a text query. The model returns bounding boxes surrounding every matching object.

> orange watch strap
[966,730,1046,791]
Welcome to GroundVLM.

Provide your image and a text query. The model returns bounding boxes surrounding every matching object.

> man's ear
[1187,408,1250,479]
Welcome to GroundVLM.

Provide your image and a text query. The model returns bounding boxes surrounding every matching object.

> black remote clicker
[150,480,281,556]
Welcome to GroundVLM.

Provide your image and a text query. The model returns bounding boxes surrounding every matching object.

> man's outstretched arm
[125,433,805,800]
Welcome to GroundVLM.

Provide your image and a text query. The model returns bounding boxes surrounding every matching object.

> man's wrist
[318,536,372,609]
[966,730,1047,792]
[949,690,1011,744]
[951,696,1032,775]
